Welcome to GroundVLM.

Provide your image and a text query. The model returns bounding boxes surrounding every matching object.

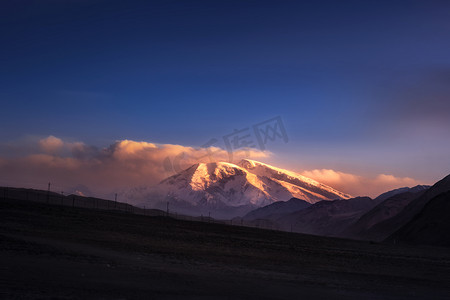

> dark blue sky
[1,0,450,183]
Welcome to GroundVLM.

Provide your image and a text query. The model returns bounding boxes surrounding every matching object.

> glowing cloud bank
[0,136,425,199]
[301,169,422,198]
[0,136,270,197]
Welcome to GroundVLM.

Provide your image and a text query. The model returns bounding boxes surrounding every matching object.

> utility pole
[47,182,51,204]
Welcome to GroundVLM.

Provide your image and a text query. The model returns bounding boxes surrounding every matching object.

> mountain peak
[132,160,352,218]
[189,162,250,191]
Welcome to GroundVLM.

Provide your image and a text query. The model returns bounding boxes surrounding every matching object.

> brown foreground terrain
[1,198,450,299]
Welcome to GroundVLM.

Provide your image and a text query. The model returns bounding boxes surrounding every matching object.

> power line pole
[166,201,169,217]
[47,182,51,204]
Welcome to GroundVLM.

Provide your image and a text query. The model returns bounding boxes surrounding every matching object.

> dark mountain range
[374,185,430,202]
[343,190,427,241]
[387,190,450,247]
[243,197,311,221]
[275,197,375,236]
[348,175,450,242]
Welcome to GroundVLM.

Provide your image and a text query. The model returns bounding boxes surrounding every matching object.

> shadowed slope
[387,190,450,247]
[352,175,450,241]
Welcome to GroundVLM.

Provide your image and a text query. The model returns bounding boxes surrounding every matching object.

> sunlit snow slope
[126,159,351,218]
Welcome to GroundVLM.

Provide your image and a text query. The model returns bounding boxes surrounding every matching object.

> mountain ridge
[127,159,352,218]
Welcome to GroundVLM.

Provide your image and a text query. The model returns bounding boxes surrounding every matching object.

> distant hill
[387,190,450,247]
[243,186,440,240]
[374,185,430,202]
[0,186,164,216]
[343,190,427,241]
[275,197,375,237]
[348,175,450,242]
[243,197,311,221]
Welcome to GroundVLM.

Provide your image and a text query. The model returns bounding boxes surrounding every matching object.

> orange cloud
[0,136,425,200]
[0,136,271,198]
[300,169,423,198]
[39,136,64,154]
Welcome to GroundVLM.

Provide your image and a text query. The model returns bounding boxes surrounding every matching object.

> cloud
[0,136,271,197]
[301,169,422,198]
[38,136,65,154]
[0,135,425,199]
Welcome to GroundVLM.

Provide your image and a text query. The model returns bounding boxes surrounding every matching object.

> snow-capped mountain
[238,160,352,201]
[124,159,351,219]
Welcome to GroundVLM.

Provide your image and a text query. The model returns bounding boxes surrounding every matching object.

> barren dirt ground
[1,198,450,299]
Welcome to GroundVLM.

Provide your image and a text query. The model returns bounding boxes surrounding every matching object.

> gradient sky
[1,1,450,196]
